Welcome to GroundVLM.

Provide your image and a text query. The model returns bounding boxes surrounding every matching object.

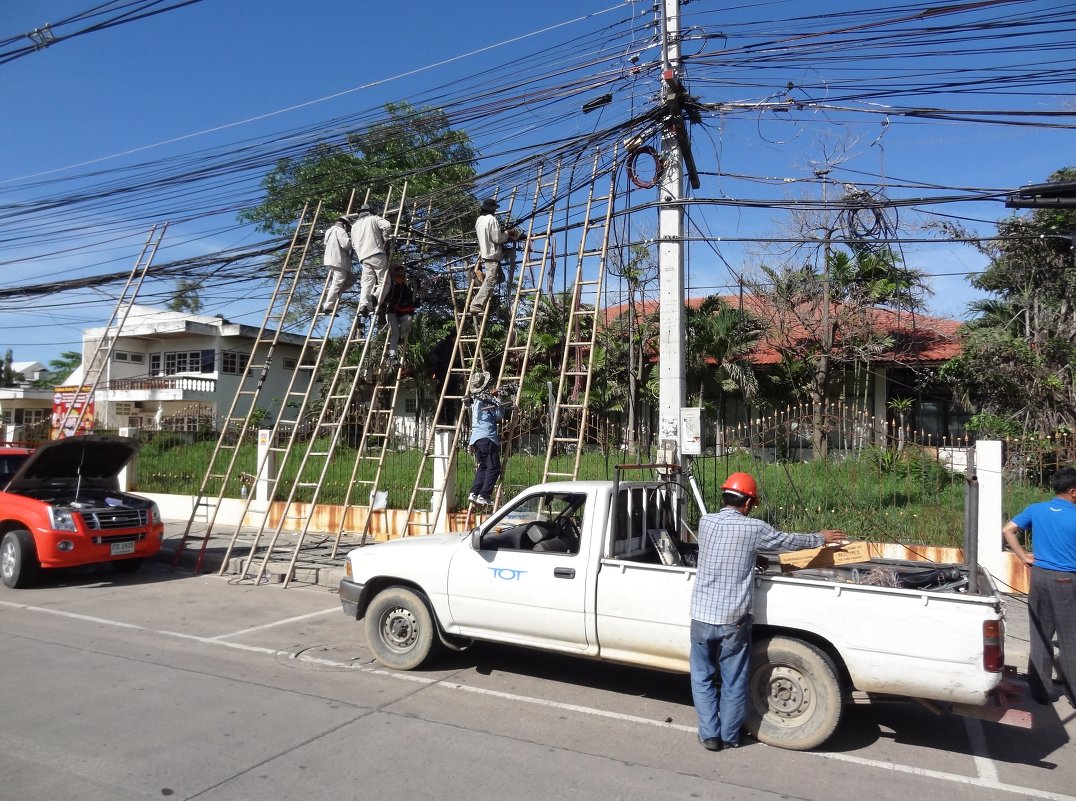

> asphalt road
[0,562,1073,801]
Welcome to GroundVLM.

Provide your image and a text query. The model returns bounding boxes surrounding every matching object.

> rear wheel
[111,557,143,574]
[745,636,843,751]
[364,587,440,670]
[1,530,39,589]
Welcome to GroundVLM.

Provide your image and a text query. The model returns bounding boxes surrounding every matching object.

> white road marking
[0,600,145,630]
[208,607,339,640]
[965,716,1000,783]
[818,752,1074,801]
[3,597,1072,801]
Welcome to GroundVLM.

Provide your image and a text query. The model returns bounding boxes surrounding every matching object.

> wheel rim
[380,605,419,653]
[1,540,14,580]
[753,664,815,725]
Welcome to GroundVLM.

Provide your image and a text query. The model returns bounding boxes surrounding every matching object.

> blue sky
[1,0,1073,367]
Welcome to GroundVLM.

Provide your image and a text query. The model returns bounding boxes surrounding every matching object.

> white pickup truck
[339,476,1024,750]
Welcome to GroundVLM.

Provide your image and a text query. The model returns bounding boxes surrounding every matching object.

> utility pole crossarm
[660,71,701,191]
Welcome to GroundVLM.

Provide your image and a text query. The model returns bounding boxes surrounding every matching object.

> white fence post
[256,429,274,505]
[431,430,455,533]
[117,426,136,491]
[975,439,1005,581]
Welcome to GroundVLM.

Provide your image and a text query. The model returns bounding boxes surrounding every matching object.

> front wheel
[745,636,843,751]
[1,530,39,589]
[363,587,441,670]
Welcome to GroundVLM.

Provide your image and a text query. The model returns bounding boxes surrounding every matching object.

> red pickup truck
[0,435,164,588]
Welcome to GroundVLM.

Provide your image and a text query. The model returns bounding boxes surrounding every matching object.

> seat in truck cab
[481,521,558,551]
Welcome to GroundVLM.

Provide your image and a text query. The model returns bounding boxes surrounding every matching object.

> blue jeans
[689,615,753,743]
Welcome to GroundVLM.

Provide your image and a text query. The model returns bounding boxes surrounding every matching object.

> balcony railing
[106,376,216,393]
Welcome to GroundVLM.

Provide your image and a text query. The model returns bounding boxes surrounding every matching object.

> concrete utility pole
[657,0,686,465]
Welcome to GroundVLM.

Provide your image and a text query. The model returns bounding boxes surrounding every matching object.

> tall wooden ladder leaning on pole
[542,148,617,481]
[213,188,367,576]
[170,203,322,573]
[246,187,411,586]
[330,200,432,558]
[491,161,564,509]
[401,189,518,537]
[57,224,168,438]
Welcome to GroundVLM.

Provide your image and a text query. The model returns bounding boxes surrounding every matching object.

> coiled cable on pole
[627,145,663,189]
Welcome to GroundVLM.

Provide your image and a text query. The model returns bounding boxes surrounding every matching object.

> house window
[156,350,213,376]
[23,409,47,425]
[113,350,145,364]
[114,402,132,415]
[1,410,10,423]
[404,398,418,414]
[283,358,298,370]
[221,352,250,375]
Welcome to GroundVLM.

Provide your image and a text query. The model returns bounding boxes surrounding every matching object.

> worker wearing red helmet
[689,471,845,753]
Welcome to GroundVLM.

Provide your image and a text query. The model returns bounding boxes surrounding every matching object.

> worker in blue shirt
[690,472,844,752]
[465,370,510,506]
[1003,466,1076,706]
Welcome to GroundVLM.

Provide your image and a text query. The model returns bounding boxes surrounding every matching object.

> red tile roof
[601,295,961,366]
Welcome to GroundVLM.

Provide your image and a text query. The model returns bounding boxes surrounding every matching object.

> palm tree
[685,296,764,423]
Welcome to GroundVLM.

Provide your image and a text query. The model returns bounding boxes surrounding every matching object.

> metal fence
[121,406,1073,548]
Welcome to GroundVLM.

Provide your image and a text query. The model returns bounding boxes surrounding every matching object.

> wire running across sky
[0,0,1073,339]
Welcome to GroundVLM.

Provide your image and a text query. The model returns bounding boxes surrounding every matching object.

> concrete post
[431,430,455,533]
[117,427,136,491]
[256,429,274,506]
[975,440,1005,580]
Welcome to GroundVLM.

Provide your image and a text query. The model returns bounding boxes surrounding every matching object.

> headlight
[150,504,162,525]
[49,506,78,532]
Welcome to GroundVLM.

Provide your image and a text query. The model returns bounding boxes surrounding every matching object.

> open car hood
[3,435,140,493]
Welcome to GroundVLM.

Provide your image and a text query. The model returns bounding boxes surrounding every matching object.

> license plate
[110,540,136,556]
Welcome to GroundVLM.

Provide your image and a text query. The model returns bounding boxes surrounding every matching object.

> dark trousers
[469,438,501,497]
[1028,565,1076,705]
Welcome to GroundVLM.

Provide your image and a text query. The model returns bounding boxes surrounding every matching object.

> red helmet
[721,472,758,501]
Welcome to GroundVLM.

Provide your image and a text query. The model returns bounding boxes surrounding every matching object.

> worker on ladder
[466,370,512,506]
[351,203,394,318]
[321,214,356,314]
[384,263,417,368]
[469,197,520,318]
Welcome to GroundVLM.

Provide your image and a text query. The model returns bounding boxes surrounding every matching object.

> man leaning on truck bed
[690,472,845,753]
[1002,465,1076,707]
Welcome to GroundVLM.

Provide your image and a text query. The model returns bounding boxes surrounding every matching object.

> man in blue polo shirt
[1002,465,1076,706]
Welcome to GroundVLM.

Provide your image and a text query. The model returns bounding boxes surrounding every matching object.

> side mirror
[471,527,484,550]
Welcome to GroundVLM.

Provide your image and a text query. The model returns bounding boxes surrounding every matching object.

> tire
[111,557,143,574]
[1,530,40,589]
[745,636,843,751]
[363,587,441,670]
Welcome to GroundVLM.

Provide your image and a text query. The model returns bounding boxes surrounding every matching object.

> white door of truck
[447,491,590,651]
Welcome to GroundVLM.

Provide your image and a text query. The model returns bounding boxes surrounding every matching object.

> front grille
[91,532,147,545]
[82,508,149,531]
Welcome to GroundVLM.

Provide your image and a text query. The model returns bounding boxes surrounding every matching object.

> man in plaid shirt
[690,472,845,752]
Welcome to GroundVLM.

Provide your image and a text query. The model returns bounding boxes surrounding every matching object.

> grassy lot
[135,436,1046,548]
